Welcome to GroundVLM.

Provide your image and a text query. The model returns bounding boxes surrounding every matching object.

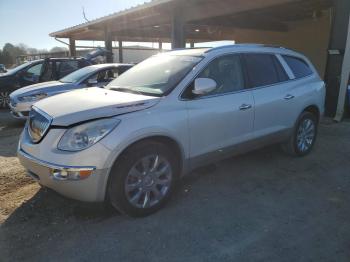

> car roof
[165,44,305,59]
[88,63,134,69]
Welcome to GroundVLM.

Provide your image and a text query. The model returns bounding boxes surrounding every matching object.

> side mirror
[87,78,98,86]
[192,78,217,95]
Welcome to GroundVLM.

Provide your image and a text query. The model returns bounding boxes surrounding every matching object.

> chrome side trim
[18,148,96,172]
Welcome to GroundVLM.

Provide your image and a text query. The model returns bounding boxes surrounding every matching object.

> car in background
[0,48,111,108]
[0,64,6,73]
[9,63,133,118]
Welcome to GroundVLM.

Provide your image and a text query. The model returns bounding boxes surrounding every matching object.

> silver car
[18,45,325,216]
[9,63,133,119]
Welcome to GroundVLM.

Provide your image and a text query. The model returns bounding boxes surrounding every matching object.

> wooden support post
[334,14,350,121]
[171,4,185,49]
[104,29,113,63]
[118,40,123,63]
[325,0,350,116]
[69,38,76,57]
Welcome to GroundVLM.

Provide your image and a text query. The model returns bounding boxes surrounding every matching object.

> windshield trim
[107,54,204,97]
[59,66,99,84]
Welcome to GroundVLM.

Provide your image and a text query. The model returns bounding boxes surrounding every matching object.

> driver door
[183,54,255,166]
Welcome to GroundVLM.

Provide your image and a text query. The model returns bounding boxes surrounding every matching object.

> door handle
[284,94,295,100]
[239,104,252,110]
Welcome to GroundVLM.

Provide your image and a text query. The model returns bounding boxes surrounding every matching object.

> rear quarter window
[282,55,313,78]
[243,53,288,88]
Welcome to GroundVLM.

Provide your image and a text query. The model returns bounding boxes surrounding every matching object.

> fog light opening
[51,169,93,180]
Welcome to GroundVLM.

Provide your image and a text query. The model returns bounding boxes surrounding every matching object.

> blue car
[9,63,133,118]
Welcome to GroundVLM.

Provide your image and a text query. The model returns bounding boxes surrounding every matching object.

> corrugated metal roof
[50,0,173,37]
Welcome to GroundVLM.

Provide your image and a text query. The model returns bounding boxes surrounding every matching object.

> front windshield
[60,66,97,83]
[106,54,202,96]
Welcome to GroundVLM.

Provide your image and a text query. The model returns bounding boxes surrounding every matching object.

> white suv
[18,45,325,216]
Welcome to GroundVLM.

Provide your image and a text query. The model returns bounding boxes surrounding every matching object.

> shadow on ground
[1,120,350,261]
[0,110,25,157]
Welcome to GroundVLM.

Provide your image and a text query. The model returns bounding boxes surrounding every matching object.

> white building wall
[112,48,161,64]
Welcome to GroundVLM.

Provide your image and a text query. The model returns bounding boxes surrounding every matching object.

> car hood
[34,87,161,126]
[10,81,72,98]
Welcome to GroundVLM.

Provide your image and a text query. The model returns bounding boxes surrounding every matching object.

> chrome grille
[28,108,52,143]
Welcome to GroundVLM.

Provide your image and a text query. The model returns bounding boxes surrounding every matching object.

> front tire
[0,91,10,109]
[107,141,179,217]
[282,111,318,156]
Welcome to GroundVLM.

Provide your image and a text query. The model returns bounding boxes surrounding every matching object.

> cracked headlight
[18,93,48,102]
[58,118,120,152]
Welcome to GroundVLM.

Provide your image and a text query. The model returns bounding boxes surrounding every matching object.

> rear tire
[107,140,179,217]
[281,111,318,156]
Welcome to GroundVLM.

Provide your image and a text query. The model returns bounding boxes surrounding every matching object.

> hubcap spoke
[126,183,138,192]
[156,177,170,186]
[150,155,159,172]
[129,189,143,205]
[142,191,151,208]
[155,163,170,177]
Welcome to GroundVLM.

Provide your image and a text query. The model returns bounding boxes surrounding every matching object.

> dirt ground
[1,110,350,261]
[0,113,39,223]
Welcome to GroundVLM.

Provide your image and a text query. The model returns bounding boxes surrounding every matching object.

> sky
[0,0,234,50]
[0,0,152,49]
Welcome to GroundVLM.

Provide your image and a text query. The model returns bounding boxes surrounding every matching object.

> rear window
[282,55,313,78]
[243,54,288,88]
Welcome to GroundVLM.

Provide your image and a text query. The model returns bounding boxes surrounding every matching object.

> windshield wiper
[109,87,145,96]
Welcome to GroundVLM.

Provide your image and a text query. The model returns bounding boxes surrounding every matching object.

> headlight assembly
[18,93,48,102]
[57,118,120,152]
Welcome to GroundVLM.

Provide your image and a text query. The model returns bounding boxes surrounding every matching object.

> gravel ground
[0,110,350,262]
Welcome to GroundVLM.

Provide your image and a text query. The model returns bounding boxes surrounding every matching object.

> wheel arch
[103,134,186,201]
[302,104,320,123]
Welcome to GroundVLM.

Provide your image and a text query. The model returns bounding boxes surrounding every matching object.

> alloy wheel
[124,154,172,209]
[296,118,315,152]
[0,92,9,108]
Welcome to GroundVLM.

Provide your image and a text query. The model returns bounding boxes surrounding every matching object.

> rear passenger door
[242,53,295,140]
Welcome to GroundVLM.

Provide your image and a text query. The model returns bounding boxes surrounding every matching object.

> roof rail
[205,43,291,53]
[167,47,211,52]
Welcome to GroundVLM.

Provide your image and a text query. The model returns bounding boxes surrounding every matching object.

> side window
[243,54,281,88]
[26,63,43,77]
[282,55,313,78]
[108,68,120,79]
[87,69,111,83]
[96,69,109,82]
[40,61,54,82]
[57,60,79,78]
[23,63,43,82]
[87,73,98,83]
[184,54,245,99]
